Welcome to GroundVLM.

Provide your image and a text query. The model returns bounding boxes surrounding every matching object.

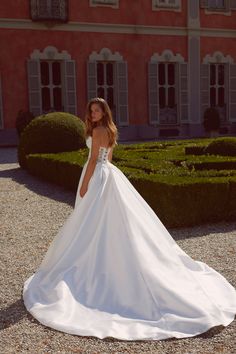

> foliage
[17,112,86,168]
[24,136,236,228]
[204,137,236,156]
[15,109,35,137]
[203,107,221,132]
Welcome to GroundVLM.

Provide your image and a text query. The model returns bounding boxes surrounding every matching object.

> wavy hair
[84,97,118,147]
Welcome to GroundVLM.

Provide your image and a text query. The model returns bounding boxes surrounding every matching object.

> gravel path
[0,147,236,354]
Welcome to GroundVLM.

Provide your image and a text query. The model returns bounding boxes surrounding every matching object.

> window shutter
[200,0,209,8]
[87,61,97,101]
[229,63,236,122]
[63,60,77,115]
[27,59,42,117]
[0,74,3,129]
[178,62,189,122]
[230,0,236,9]
[200,63,210,121]
[115,61,129,126]
[148,62,159,125]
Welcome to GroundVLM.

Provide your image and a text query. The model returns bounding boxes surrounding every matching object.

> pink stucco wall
[0,0,235,130]
[0,0,187,26]
[0,27,187,128]
[200,8,236,29]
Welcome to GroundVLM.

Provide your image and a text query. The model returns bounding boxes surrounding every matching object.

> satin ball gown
[23,135,236,341]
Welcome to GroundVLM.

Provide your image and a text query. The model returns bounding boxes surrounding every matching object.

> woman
[23,98,236,341]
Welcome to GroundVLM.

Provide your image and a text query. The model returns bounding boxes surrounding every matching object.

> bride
[23,97,236,341]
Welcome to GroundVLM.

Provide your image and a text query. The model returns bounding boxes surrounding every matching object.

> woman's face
[90,103,104,124]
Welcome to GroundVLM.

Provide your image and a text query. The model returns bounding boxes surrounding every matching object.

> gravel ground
[0,147,236,354]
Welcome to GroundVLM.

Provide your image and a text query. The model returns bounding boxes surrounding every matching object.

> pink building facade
[0,0,236,144]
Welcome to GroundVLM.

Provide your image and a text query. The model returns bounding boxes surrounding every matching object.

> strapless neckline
[86,135,111,151]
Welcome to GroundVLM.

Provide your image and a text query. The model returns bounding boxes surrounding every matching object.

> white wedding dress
[23,135,236,341]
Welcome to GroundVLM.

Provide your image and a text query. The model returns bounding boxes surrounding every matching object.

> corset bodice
[86,136,111,164]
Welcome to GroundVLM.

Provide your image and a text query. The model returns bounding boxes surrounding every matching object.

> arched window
[87,48,129,126]
[27,46,77,116]
[201,51,236,124]
[148,50,187,125]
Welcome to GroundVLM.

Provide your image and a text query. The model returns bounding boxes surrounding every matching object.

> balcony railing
[30,0,68,22]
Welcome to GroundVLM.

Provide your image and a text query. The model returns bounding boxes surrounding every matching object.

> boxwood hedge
[25,137,236,228]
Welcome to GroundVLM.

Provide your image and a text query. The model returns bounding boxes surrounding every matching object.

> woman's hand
[79,185,88,198]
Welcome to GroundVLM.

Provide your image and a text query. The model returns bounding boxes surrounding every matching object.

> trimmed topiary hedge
[185,145,206,155]
[17,112,86,169]
[204,137,236,156]
[25,141,236,228]
[19,136,236,228]
[131,177,235,227]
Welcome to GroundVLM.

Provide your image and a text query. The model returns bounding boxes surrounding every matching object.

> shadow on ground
[0,166,76,207]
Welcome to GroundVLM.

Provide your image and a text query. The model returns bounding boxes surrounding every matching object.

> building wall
[0,0,236,143]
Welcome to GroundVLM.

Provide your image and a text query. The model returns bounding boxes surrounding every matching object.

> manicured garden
[24,138,236,228]
[16,111,236,228]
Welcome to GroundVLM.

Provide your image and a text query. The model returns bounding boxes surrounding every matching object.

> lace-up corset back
[86,136,111,163]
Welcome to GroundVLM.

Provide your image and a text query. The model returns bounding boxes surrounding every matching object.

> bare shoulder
[93,126,108,139]
[93,126,107,133]
[92,126,111,148]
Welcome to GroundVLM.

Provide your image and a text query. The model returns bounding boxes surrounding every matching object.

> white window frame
[158,62,179,125]
[40,60,63,113]
[96,61,115,116]
[149,50,186,126]
[152,0,181,11]
[87,48,128,126]
[89,0,119,8]
[28,46,77,116]
[201,0,231,14]
[209,63,225,106]
[208,0,227,9]
[209,63,228,123]
[202,51,234,124]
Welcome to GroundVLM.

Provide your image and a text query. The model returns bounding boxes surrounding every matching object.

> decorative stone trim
[152,0,181,12]
[89,0,119,8]
[202,51,234,64]
[150,49,185,63]
[1,19,236,38]
[30,45,71,60]
[89,47,123,61]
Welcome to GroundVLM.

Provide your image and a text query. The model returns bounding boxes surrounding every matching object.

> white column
[187,1,202,134]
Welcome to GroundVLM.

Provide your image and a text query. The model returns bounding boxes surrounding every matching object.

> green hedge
[204,137,236,156]
[185,145,206,155]
[26,154,83,191]
[131,178,234,227]
[25,149,236,228]
[18,112,86,169]
[186,137,236,157]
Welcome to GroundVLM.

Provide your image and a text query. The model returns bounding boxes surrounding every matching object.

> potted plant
[15,109,35,137]
[203,107,221,138]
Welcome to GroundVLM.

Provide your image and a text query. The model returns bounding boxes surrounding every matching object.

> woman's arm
[79,128,102,198]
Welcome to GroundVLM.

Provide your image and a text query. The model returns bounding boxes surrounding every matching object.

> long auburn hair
[84,97,118,148]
